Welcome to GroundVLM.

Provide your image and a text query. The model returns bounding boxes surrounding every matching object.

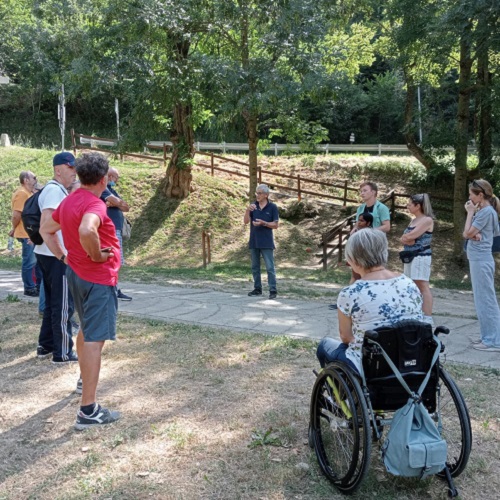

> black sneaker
[328,304,338,310]
[74,405,121,430]
[24,288,39,297]
[52,351,79,365]
[269,291,277,299]
[248,289,263,296]
[117,289,132,301]
[36,345,53,359]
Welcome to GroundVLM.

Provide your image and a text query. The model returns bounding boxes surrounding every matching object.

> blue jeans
[250,248,277,292]
[17,237,40,291]
[316,338,358,372]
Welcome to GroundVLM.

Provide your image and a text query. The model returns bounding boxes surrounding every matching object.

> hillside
[0,146,473,291]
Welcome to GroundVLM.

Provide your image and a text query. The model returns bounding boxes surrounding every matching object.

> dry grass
[0,300,499,500]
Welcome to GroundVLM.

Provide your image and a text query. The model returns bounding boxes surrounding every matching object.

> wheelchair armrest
[365,330,379,341]
[434,326,450,335]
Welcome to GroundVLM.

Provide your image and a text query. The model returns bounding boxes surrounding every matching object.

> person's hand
[253,218,266,227]
[350,226,358,235]
[95,247,114,262]
[8,229,14,237]
[465,200,477,214]
[472,233,482,241]
[247,204,256,212]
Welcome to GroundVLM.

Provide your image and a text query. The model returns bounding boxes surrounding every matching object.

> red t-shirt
[53,188,121,286]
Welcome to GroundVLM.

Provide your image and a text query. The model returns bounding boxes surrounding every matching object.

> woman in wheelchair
[317,228,424,374]
[310,229,471,497]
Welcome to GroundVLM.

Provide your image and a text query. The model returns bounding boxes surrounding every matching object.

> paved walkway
[1,270,499,369]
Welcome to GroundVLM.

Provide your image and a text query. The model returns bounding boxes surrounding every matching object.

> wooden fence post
[297,175,302,201]
[258,166,262,184]
[390,191,396,221]
[338,227,343,265]
[207,231,211,264]
[211,152,214,176]
[343,180,348,206]
[202,230,207,268]
[322,233,328,271]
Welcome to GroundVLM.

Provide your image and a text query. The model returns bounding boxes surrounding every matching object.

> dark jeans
[36,254,74,359]
[250,248,277,292]
[17,237,41,291]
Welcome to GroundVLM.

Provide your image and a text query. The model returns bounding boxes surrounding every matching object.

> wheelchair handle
[364,330,379,340]
[434,326,450,335]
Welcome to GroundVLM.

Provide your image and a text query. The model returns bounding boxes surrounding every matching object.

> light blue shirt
[467,206,500,261]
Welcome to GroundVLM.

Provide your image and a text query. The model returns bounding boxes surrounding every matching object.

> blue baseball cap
[53,151,75,167]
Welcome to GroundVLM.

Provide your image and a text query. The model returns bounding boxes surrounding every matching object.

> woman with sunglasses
[463,179,500,352]
[400,193,434,324]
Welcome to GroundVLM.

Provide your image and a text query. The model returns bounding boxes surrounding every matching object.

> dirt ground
[1,301,499,500]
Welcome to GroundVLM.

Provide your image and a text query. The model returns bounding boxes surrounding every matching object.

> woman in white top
[317,229,424,375]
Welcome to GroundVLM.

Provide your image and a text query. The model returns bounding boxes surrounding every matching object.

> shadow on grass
[127,178,181,251]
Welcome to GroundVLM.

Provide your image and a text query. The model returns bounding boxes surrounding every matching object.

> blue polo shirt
[100,185,124,231]
[248,200,279,249]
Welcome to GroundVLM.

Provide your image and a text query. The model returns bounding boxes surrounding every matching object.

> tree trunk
[453,31,473,259]
[246,113,258,201]
[476,41,493,172]
[164,38,194,199]
[164,102,194,199]
[402,71,437,170]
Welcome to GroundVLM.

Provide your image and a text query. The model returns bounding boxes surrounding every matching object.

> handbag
[122,218,132,241]
[399,250,419,264]
[366,336,447,479]
[399,245,431,264]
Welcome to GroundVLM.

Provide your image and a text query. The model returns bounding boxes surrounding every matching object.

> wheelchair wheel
[436,368,472,478]
[310,362,371,494]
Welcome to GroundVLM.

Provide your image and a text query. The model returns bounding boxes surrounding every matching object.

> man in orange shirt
[10,171,41,296]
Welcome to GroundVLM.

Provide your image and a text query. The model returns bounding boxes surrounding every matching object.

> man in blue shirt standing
[100,167,132,301]
[244,184,279,299]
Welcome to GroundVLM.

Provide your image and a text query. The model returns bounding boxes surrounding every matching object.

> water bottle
[7,237,14,252]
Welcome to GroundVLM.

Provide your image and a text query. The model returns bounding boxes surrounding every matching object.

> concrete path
[1,270,499,369]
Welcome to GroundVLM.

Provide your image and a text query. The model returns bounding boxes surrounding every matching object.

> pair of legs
[469,257,500,347]
[36,254,75,361]
[403,256,433,316]
[18,237,41,292]
[316,338,358,372]
[250,248,277,292]
[67,266,120,427]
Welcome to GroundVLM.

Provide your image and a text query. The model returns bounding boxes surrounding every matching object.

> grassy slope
[0,146,471,291]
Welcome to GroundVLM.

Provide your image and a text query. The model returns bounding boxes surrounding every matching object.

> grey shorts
[66,266,117,342]
[403,255,432,281]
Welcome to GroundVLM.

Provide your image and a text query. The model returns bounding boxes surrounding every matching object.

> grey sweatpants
[469,257,500,347]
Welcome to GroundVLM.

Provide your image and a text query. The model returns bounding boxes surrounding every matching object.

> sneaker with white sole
[52,351,79,365]
[75,378,82,395]
[472,342,500,352]
[36,345,53,359]
[74,405,121,430]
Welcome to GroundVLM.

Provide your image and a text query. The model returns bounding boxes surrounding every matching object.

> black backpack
[21,182,65,245]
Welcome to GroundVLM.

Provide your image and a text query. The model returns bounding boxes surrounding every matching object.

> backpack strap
[365,336,441,399]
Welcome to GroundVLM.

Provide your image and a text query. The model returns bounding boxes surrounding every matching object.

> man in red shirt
[40,152,121,430]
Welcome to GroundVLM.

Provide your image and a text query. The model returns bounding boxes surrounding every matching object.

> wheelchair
[309,320,472,497]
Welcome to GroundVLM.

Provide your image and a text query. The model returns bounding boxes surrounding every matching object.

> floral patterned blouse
[337,274,424,373]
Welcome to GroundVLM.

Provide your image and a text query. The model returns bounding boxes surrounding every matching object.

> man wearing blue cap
[35,152,78,364]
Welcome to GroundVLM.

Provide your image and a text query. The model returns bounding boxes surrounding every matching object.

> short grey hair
[256,184,270,194]
[345,229,388,270]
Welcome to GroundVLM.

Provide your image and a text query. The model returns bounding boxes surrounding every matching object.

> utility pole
[58,85,66,150]
[115,98,120,140]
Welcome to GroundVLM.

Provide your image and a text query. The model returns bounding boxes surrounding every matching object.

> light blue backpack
[367,336,448,479]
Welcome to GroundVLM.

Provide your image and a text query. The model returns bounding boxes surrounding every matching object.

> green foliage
[248,428,283,449]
